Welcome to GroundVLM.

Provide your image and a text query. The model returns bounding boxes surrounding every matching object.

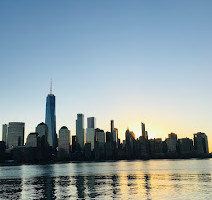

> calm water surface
[0,159,211,199]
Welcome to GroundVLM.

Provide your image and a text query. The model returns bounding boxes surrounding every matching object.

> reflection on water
[0,160,212,199]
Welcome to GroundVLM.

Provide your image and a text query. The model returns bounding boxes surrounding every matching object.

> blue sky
[0,1,212,149]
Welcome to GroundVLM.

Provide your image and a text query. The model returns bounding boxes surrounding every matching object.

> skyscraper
[86,117,96,150]
[2,124,8,144]
[7,122,25,149]
[36,122,49,159]
[36,122,48,144]
[111,120,114,133]
[194,132,209,154]
[76,114,85,150]
[26,132,40,147]
[58,126,71,158]
[141,122,147,139]
[87,117,96,129]
[45,86,56,150]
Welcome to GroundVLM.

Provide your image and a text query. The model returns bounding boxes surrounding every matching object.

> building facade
[7,122,25,149]
[86,117,96,150]
[87,117,96,129]
[141,122,148,139]
[45,92,56,149]
[58,126,71,158]
[2,124,8,144]
[76,114,85,150]
[26,132,40,147]
[194,132,209,154]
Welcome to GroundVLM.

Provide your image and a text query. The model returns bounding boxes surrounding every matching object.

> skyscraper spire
[50,79,52,94]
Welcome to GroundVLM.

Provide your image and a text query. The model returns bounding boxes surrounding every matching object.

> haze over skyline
[0,1,212,150]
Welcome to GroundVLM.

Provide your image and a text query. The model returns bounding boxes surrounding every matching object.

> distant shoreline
[1,155,211,167]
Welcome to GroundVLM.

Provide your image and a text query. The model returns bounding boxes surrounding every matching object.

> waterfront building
[86,117,95,150]
[36,122,49,159]
[76,114,85,150]
[84,143,92,160]
[105,142,112,159]
[165,133,178,153]
[7,122,25,149]
[13,146,39,162]
[126,129,136,158]
[45,88,56,150]
[36,122,48,146]
[0,141,6,162]
[72,136,77,152]
[36,122,48,142]
[86,128,95,150]
[95,129,106,158]
[2,124,8,144]
[178,138,193,154]
[139,136,149,157]
[149,138,163,156]
[26,132,40,147]
[166,138,177,153]
[141,122,148,139]
[58,126,71,158]
[194,132,209,154]
[95,129,106,144]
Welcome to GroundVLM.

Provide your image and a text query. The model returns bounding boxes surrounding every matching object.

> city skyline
[1,87,211,153]
[0,1,212,150]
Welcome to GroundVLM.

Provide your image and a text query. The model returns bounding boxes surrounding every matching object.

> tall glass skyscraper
[76,114,85,150]
[45,90,56,150]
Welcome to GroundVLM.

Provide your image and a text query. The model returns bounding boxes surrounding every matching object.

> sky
[0,1,212,150]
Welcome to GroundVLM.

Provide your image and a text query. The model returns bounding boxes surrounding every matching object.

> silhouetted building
[94,141,100,160]
[105,142,112,159]
[139,136,149,158]
[76,114,85,150]
[36,122,48,145]
[95,129,105,159]
[13,146,39,162]
[106,131,113,143]
[194,132,209,154]
[178,138,193,154]
[141,122,148,139]
[0,141,6,163]
[2,124,7,144]
[126,129,136,158]
[165,133,178,153]
[26,132,40,147]
[45,88,57,150]
[7,122,25,149]
[36,122,49,159]
[58,126,71,158]
[111,120,114,133]
[84,143,92,160]
[72,136,77,153]
[168,133,177,140]
[112,128,118,144]
[145,131,148,140]
[166,138,177,153]
[149,138,163,156]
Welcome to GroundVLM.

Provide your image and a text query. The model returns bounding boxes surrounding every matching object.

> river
[0,159,211,199]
